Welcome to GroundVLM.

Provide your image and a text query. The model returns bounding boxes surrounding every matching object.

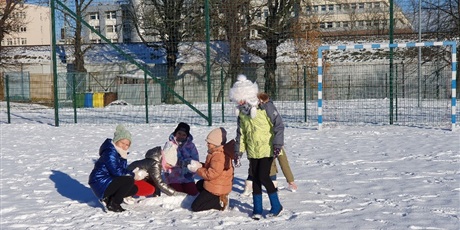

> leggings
[249,157,276,195]
[104,176,138,205]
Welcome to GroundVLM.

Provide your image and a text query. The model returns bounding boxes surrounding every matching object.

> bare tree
[209,0,252,84]
[292,2,322,91]
[71,0,95,73]
[128,0,201,104]
[0,0,28,67]
[243,0,301,99]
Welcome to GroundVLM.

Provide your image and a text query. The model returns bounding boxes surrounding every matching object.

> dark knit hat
[173,122,191,137]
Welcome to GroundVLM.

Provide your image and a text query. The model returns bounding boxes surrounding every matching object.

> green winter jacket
[235,102,284,159]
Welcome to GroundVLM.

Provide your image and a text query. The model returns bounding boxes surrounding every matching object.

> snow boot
[219,194,229,211]
[251,194,263,220]
[242,180,253,196]
[107,200,126,212]
[267,192,283,217]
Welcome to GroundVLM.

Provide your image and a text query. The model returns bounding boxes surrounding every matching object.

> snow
[1,104,459,229]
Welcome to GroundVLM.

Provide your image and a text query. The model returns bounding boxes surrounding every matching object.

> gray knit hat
[113,124,132,143]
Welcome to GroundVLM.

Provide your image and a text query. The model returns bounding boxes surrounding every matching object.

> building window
[19,26,27,32]
[92,26,100,33]
[90,12,99,20]
[327,22,333,28]
[358,3,364,9]
[264,9,268,18]
[21,38,27,45]
[106,25,117,33]
[305,6,311,12]
[91,39,101,43]
[328,5,334,11]
[106,11,116,19]
[351,3,357,9]
[374,2,380,8]
[336,4,342,11]
[7,38,13,46]
[321,5,326,12]
[358,20,364,27]
[343,21,348,28]
[320,23,325,29]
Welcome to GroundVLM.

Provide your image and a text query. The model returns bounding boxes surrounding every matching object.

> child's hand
[288,182,298,192]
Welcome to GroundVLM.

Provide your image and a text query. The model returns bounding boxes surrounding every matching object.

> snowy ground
[1,109,459,229]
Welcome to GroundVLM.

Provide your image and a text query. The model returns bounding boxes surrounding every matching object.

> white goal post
[317,41,457,130]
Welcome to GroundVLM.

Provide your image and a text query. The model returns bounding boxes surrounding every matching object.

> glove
[273,147,281,158]
[187,160,202,173]
[133,167,149,181]
[233,152,243,168]
[173,191,187,197]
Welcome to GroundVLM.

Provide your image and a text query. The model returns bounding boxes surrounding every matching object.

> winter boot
[242,180,253,196]
[107,200,126,212]
[219,194,229,211]
[251,194,263,220]
[267,192,283,217]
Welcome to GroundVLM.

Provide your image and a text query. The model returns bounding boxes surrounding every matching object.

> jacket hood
[145,146,162,159]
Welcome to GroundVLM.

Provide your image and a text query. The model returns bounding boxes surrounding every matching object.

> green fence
[1,61,455,129]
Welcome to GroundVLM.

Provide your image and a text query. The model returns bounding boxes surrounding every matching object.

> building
[302,0,412,36]
[248,0,412,39]
[83,1,140,44]
[0,3,51,46]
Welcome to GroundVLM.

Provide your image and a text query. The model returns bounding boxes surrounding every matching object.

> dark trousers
[104,176,138,205]
[191,179,221,212]
[249,157,276,195]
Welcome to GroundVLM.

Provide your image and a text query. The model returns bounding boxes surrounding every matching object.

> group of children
[88,74,297,220]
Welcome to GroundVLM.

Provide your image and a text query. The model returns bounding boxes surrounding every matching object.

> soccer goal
[317,41,457,130]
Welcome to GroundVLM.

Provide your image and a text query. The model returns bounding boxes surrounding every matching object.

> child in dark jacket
[88,125,148,212]
[127,146,186,197]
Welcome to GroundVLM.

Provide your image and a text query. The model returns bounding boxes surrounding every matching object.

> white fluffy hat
[229,74,259,118]
[229,75,259,106]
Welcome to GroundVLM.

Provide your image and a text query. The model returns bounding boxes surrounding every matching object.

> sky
[1,102,459,229]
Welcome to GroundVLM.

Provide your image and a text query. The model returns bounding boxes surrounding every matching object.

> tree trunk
[74,5,86,74]
[264,39,279,99]
[164,41,178,104]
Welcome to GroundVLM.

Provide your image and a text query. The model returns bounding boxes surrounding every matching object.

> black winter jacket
[127,150,176,196]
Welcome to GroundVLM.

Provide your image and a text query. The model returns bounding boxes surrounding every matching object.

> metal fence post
[6,75,11,124]
[144,71,149,124]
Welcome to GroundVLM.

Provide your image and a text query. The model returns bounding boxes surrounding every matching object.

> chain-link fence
[1,60,456,129]
[1,0,458,129]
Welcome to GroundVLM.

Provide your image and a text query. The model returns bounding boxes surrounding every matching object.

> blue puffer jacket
[88,138,133,199]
